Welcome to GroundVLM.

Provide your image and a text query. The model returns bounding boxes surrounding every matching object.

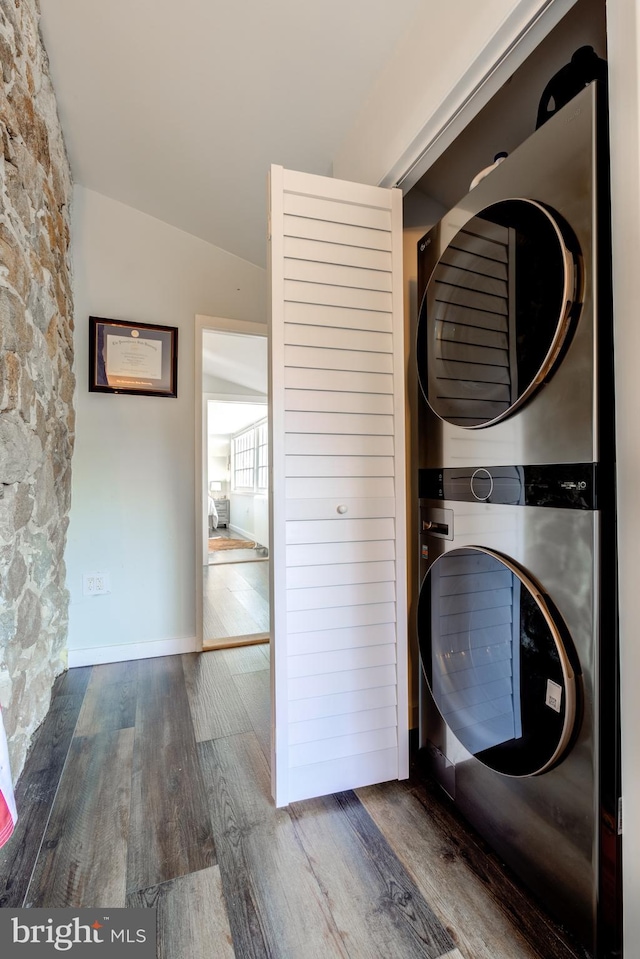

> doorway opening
[196,318,270,652]
[204,398,269,648]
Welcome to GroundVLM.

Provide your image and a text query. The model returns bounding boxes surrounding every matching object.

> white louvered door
[268,165,407,806]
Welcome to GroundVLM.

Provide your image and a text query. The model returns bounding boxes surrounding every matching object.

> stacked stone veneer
[0,0,74,780]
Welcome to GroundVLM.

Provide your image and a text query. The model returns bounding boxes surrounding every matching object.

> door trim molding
[605,2,640,951]
[383,0,578,193]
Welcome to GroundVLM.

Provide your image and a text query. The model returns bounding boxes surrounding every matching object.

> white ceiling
[39,0,424,268]
[208,401,267,440]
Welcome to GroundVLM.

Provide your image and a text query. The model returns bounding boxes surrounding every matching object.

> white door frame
[194,314,268,651]
[605,1,640,949]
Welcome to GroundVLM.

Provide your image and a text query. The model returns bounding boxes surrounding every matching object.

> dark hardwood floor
[0,647,586,959]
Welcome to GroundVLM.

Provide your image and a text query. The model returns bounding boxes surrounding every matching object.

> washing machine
[416,83,621,958]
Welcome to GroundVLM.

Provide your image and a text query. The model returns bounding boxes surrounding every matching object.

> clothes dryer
[416,82,610,471]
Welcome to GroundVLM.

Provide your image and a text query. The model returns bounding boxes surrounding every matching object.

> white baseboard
[229,523,256,542]
[67,635,199,668]
[228,524,269,549]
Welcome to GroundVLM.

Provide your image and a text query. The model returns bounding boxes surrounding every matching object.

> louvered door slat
[284,236,393,271]
[284,368,394,395]
[285,346,394,375]
[285,498,396,521]
[283,216,393,252]
[284,433,394,456]
[288,621,397,656]
[284,323,393,353]
[284,301,392,333]
[286,538,395,567]
[270,164,407,805]
[284,193,391,230]
[284,454,395,476]
[284,258,392,292]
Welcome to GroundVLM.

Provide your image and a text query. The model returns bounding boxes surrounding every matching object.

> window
[257,420,268,491]
[233,427,255,491]
[232,418,268,492]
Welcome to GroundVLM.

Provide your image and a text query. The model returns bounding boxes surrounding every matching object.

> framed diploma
[89,317,178,397]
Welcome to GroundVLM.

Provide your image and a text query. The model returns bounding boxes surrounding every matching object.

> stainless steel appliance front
[419,496,597,945]
[417,83,599,469]
[416,82,620,958]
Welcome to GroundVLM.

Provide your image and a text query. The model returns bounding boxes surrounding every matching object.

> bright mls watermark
[0,909,156,957]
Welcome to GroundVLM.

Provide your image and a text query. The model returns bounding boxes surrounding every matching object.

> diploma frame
[89,316,178,397]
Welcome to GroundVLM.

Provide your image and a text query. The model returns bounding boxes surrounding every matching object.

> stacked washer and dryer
[416,83,621,958]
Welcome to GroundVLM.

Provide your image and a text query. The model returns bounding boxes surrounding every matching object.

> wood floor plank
[25,728,134,908]
[204,590,264,640]
[53,665,93,696]
[199,732,349,959]
[231,588,269,630]
[203,566,269,641]
[80,660,139,687]
[216,592,266,637]
[74,665,137,736]
[183,650,233,683]
[233,561,270,601]
[290,790,456,959]
[356,779,579,959]
[207,585,234,603]
[0,668,91,908]
[218,644,270,675]
[203,603,229,641]
[126,657,216,894]
[217,585,268,631]
[232,669,270,763]
[182,653,254,743]
[209,564,257,592]
[128,866,234,959]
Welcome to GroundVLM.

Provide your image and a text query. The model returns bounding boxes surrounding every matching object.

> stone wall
[0,0,73,780]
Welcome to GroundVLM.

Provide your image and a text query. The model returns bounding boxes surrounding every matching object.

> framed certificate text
[89,317,178,397]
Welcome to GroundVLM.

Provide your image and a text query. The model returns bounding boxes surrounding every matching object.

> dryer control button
[470,468,494,501]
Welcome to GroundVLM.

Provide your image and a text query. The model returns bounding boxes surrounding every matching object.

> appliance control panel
[419,463,597,510]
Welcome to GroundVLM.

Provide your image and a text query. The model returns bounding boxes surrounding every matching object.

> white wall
[207,435,230,497]
[229,492,269,548]
[67,187,266,665]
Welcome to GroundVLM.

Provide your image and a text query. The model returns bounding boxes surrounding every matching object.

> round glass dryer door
[417,199,582,428]
[418,547,581,777]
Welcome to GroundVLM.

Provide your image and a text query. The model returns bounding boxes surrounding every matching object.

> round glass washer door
[418,546,581,777]
[417,198,582,428]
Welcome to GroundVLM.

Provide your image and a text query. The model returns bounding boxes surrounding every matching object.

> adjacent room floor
[203,561,269,648]
[0,646,585,959]
[208,528,267,565]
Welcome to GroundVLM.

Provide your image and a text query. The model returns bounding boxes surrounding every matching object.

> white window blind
[232,418,268,493]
